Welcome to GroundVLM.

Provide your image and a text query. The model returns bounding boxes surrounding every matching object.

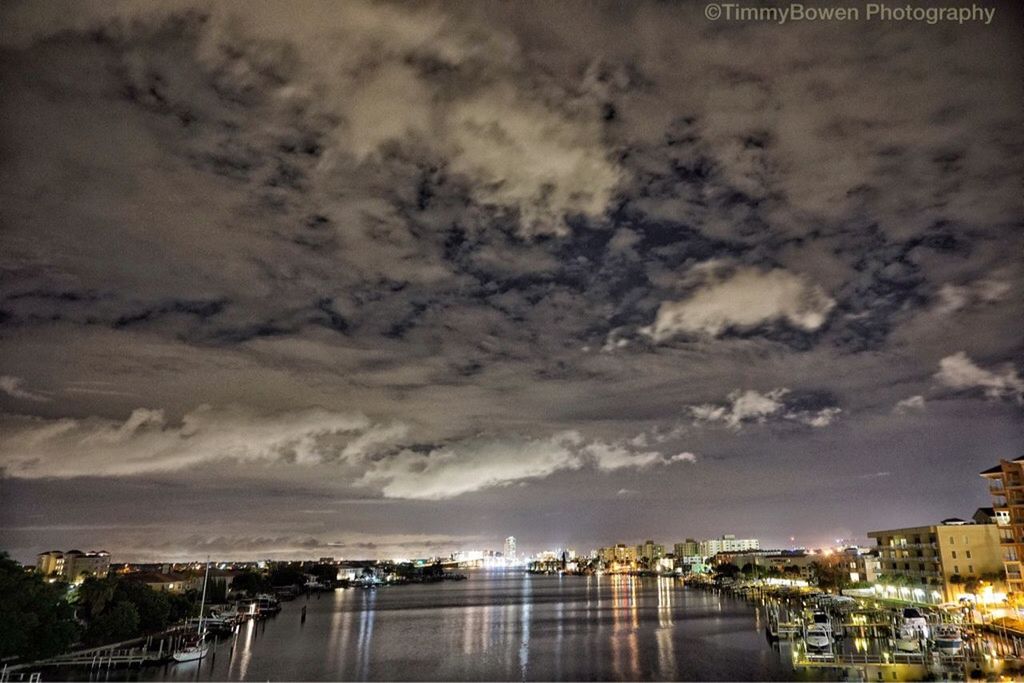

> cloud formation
[935,352,1023,403]
[643,267,835,342]
[690,389,841,429]
[0,405,373,477]
[0,406,695,500]
[893,395,926,414]
[360,431,694,500]
[0,376,48,402]
[0,0,1020,559]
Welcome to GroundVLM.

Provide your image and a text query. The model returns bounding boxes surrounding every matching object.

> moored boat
[173,561,211,664]
[895,624,921,652]
[933,624,963,656]
[901,607,930,639]
[171,635,209,663]
[804,623,832,651]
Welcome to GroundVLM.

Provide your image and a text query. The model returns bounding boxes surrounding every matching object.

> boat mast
[197,559,210,636]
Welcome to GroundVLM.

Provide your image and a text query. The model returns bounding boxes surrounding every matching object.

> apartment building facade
[36,549,111,582]
[867,519,1002,602]
[981,457,1024,594]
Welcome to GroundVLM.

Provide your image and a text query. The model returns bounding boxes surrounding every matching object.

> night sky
[1,1,1021,562]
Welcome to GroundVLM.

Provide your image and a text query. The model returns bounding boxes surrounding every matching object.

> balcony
[889,543,938,551]
[992,483,1007,494]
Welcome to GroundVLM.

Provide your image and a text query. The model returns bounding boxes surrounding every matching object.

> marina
[7,571,1024,682]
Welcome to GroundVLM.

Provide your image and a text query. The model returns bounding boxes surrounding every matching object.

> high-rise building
[674,540,700,558]
[699,535,760,559]
[504,536,517,562]
[981,457,1024,594]
[637,540,664,562]
[598,544,637,568]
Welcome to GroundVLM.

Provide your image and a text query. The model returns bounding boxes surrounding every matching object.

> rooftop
[980,456,1024,476]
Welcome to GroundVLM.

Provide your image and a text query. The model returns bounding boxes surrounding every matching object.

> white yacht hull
[172,644,209,663]
[895,638,920,653]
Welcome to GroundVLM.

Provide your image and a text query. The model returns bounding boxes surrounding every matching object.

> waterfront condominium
[36,549,111,582]
[867,518,1002,603]
[698,535,760,560]
[981,457,1024,594]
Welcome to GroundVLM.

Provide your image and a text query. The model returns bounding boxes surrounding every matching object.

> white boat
[173,561,211,664]
[895,624,921,652]
[171,637,209,663]
[811,611,833,631]
[933,624,963,656]
[805,623,833,651]
[901,607,930,639]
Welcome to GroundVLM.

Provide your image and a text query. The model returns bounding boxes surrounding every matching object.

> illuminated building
[699,535,759,559]
[673,540,700,558]
[36,549,111,582]
[504,536,517,563]
[636,540,664,563]
[981,457,1024,594]
[868,518,1003,602]
[597,543,637,570]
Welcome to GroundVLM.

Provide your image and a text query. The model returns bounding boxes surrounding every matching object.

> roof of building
[980,456,1024,475]
[976,507,995,516]
[127,571,190,584]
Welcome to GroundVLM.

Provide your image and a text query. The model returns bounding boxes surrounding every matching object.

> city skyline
[1,1,1022,563]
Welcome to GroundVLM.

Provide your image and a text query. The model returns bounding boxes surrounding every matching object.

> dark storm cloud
[0,0,1022,560]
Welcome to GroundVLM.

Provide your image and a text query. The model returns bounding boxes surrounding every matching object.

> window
[969,565,974,574]
[949,537,955,545]
[966,550,972,559]
[951,551,957,559]
[954,565,960,574]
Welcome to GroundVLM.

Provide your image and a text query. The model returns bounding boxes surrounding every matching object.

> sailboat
[173,561,211,663]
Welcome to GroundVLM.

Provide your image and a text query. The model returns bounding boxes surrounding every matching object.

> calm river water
[114,571,801,681]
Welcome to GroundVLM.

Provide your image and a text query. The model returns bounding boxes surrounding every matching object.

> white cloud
[642,267,835,342]
[935,279,1011,315]
[0,406,695,499]
[359,431,694,500]
[857,471,892,479]
[0,1,620,239]
[893,395,926,413]
[0,376,49,402]
[691,389,787,428]
[448,85,621,236]
[0,405,375,478]
[801,407,841,428]
[690,389,840,429]
[935,352,1023,403]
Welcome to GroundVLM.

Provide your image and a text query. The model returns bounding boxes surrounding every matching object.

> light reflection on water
[98,571,797,681]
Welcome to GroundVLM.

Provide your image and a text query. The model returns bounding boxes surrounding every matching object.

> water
[103,572,801,681]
